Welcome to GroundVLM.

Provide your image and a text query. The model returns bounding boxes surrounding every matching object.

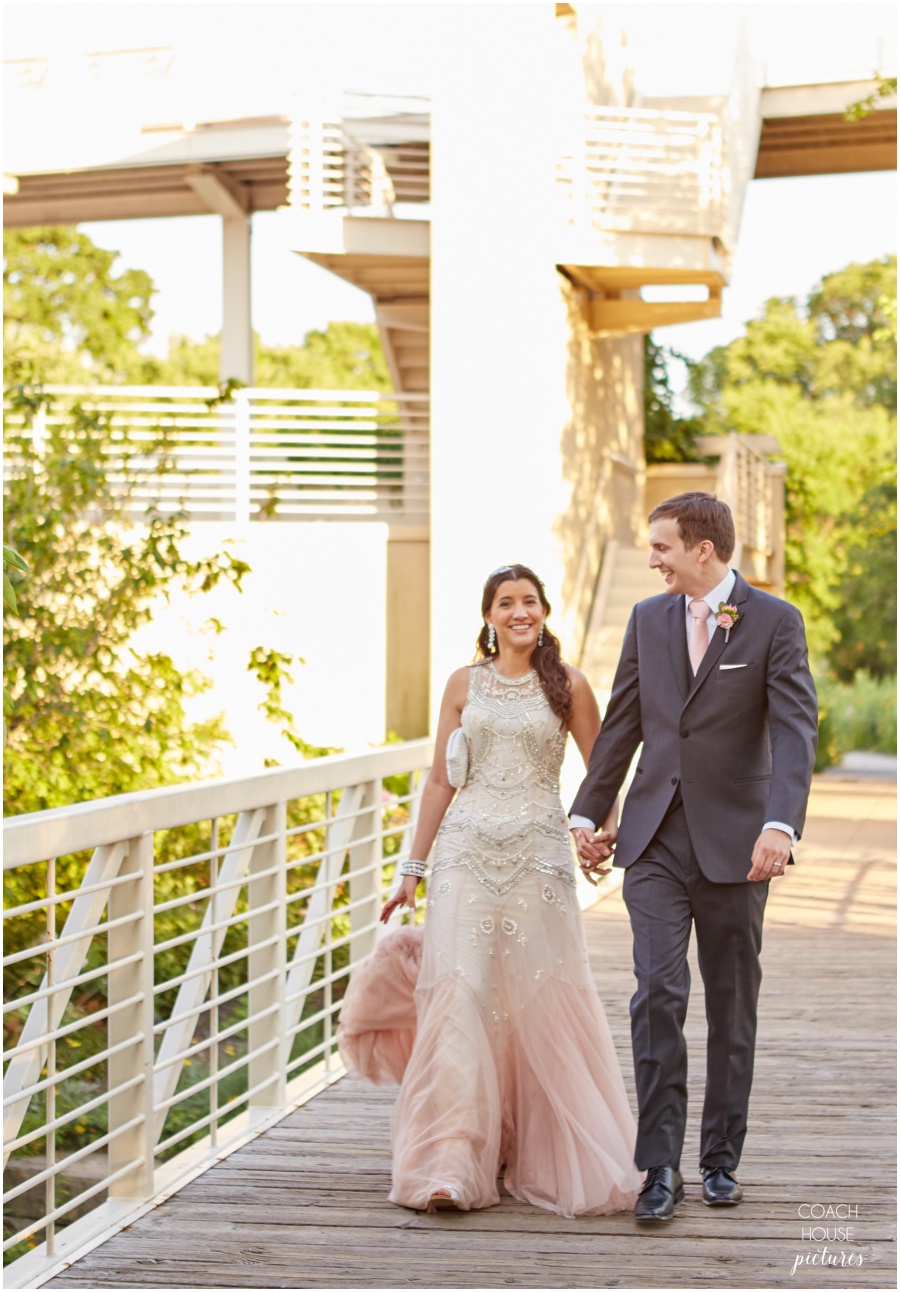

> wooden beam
[586,294,722,337]
[184,165,249,219]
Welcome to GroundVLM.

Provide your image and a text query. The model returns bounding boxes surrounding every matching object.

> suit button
[671,776,678,785]
[681,730,689,739]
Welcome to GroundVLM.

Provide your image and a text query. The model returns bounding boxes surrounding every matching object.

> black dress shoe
[634,1166,684,1221]
[701,1166,743,1206]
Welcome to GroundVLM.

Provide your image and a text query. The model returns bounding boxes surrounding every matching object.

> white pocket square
[719,663,748,670]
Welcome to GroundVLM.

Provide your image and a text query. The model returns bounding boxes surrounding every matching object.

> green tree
[642,336,705,463]
[154,322,392,390]
[4,226,156,385]
[688,257,897,670]
[3,393,250,815]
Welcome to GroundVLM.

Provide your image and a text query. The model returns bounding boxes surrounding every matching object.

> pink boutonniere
[716,602,740,643]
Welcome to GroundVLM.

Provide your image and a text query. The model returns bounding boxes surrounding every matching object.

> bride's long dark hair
[475,564,573,724]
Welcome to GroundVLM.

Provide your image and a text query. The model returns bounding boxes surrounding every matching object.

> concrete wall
[386,530,430,738]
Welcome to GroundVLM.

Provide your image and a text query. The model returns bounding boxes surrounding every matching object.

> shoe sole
[703,1196,742,1207]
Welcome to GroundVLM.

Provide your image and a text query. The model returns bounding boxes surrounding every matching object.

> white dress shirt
[571,568,796,844]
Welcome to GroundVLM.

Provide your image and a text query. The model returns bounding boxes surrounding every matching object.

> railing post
[247,801,287,1120]
[108,832,155,1201]
[348,779,381,965]
[233,390,251,525]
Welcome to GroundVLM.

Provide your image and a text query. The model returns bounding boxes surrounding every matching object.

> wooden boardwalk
[48,774,896,1291]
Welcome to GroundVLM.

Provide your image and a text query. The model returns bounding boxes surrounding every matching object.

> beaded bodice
[432,662,574,896]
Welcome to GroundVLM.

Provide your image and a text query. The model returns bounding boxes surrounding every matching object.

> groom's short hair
[649,492,736,561]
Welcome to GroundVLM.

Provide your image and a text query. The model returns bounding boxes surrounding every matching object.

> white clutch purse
[446,727,469,790]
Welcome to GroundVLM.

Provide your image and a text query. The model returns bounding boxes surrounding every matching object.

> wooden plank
[44,776,896,1290]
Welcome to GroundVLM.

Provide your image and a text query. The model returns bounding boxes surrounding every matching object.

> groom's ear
[695,539,716,564]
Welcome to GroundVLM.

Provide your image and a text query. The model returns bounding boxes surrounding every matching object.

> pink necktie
[688,599,712,675]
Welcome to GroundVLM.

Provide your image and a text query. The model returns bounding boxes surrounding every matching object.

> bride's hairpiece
[486,565,517,583]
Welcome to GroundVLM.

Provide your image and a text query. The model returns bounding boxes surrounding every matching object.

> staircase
[580,541,660,700]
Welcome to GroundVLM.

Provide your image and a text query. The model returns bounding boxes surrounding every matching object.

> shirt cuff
[763,820,797,845]
[569,814,597,833]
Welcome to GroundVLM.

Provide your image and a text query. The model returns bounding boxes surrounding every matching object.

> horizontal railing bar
[153,866,280,916]
[4,740,434,865]
[2,993,145,1064]
[285,856,379,914]
[3,950,143,1014]
[152,829,281,881]
[152,902,276,955]
[153,1069,279,1156]
[2,1156,145,1252]
[2,867,144,921]
[152,975,257,1035]
[5,1074,144,1155]
[152,1001,279,1073]
[285,962,351,1014]
[2,908,144,968]
[1,1031,144,1108]
[3,1114,145,1204]
[154,1037,279,1115]
[285,1033,333,1075]
[152,940,279,997]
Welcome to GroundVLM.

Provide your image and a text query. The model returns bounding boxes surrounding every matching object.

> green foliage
[4,227,156,385]
[845,77,897,122]
[814,672,897,770]
[687,257,897,671]
[642,336,705,463]
[3,394,250,815]
[153,322,392,391]
[247,646,337,762]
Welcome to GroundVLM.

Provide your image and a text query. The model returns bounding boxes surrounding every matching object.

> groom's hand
[748,828,791,882]
[572,827,614,885]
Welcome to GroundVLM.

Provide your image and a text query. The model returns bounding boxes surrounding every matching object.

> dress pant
[622,794,769,1173]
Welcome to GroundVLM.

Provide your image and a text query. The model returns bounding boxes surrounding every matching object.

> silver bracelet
[399,859,427,878]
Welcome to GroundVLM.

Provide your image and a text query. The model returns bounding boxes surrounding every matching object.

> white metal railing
[289,93,431,215]
[3,740,434,1287]
[556,106,725,239]
[3,386,430,526]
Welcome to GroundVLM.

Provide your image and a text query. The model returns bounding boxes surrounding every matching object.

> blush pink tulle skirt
[337,869,641,1217]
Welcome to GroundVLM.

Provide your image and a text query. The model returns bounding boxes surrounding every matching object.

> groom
[570,492,817,1221]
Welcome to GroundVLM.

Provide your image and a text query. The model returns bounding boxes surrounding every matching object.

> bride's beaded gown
[338,662,641,1216]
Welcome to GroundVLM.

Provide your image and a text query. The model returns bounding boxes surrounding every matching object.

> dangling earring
[537,622,544,647]
[486,624,496,653]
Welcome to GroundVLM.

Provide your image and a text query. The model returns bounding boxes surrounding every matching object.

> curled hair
[475,564,573,724]
[648,491,735,562]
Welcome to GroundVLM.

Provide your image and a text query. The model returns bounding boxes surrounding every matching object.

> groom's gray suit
[572,571,818,1172]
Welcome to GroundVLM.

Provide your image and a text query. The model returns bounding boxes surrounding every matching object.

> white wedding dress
[338,661,640,1216]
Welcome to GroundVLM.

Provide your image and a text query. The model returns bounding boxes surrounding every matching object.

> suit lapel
[666,594,689,701]
[683,572,751,708]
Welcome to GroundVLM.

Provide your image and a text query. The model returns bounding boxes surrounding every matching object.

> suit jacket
[571,572,819,883]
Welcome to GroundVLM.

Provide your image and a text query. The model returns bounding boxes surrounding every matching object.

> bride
[338,564,641,1216]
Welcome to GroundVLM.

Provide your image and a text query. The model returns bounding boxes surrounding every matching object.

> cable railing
[2,740,434,1287]
[3,386,430,526]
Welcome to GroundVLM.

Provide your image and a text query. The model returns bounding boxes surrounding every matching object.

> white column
[429,6,571,721]
[221,214,253,384]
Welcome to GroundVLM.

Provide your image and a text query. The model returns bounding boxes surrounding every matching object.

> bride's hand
[380,875,419,923]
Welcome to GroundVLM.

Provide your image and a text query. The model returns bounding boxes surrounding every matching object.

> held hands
[380,875,418,923]
[748,827,791,882]
[571,825,616,886]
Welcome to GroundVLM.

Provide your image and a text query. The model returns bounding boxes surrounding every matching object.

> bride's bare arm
[381,667,470,921]
[566,667,618,878]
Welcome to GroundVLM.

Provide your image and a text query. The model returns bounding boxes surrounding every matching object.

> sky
[5,2,897,393]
